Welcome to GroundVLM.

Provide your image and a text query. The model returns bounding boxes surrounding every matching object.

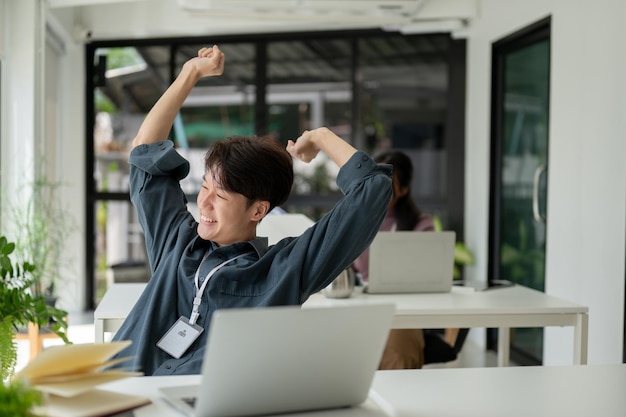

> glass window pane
[93,42,256,301]
[268,39,352,220]
[176,43,256,196]
[94,45,167,193]
[358,34,450,222]
[95,200,148,301]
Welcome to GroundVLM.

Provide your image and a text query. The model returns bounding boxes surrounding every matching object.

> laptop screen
[161,304,395,417]
[367,231,456,294]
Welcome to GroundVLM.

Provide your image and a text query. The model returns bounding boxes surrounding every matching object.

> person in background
[111,45,393,375]
[352,150,434,370]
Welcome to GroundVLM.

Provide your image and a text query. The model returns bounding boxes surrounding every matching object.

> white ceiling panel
[54,0,476,40]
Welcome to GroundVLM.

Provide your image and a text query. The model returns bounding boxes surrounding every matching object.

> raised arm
[286,127,357,168]
[132,45,225,148]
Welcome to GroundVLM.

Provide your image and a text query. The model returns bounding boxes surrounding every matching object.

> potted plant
[0,379,44,417]
[0,235,69,382]
[433,216,475,279]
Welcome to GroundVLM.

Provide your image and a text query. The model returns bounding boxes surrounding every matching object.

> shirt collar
[190,235,267,257]
[248,237,268,257]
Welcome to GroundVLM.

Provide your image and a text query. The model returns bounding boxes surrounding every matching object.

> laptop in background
[365,231,456,294]
[161,303,395,417]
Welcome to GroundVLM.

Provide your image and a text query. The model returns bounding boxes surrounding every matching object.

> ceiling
[48,0,477,40]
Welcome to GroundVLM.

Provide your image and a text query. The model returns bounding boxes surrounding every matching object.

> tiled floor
[15,311,507,373]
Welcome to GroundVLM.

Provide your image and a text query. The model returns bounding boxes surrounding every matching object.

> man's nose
[199,189,215,206]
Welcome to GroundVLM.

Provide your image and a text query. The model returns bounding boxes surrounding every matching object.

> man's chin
[197,225,215,241]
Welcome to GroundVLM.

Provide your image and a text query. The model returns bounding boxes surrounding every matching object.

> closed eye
[204,172,229,200]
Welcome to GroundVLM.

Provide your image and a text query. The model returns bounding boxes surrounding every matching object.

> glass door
[489,18,551,364]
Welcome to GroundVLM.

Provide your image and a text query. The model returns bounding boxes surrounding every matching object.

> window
[85,30,465,308]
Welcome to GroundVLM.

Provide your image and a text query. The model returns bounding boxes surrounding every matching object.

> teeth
[200,215,216,223]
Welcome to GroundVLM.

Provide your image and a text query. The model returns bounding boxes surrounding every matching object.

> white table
[100,364,626,417]
[370,364,626,417]
[94,283,589,365]
[306,285,589,366]
[100,374,386,417]
[94,283,147,343]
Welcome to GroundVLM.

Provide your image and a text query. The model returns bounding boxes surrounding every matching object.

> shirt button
[356,163,362,168]
[165,365,172,369]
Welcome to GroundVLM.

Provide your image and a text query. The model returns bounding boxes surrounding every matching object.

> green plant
[0,236,69,382]
[500,218,545,289]
[0,379,44,417]
[10,175,77,299]
[433,216,475,279]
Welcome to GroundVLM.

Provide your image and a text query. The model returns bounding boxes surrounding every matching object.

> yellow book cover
[15,341,150,417]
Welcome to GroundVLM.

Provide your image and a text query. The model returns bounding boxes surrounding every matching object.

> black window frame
[84,29,466,309]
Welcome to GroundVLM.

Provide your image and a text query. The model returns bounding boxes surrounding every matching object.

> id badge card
[157,316,204,359]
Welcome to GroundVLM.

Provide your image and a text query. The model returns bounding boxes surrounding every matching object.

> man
[113,45,392,375]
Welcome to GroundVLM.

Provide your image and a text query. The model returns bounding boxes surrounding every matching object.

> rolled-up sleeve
[129,141,196,272]
[267,151,393,300]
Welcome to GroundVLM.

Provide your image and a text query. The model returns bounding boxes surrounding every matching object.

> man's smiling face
[196,171,266,246]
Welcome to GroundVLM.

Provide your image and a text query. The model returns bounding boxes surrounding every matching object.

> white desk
[305,285,589,366]
[94,283,147,343]
[100,365,626,417]
[370,364,626,417]
[94,283,588,365]
[101,374,386,417]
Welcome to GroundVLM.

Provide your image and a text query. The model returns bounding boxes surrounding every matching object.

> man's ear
[251,201,270,221]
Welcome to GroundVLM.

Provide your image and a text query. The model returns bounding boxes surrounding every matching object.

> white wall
[465,0,626,364]
[1,0,86,311]
[1,0,42,209]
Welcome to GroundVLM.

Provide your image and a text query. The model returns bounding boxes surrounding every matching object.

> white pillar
[1,1,87,312]
[1,0,46,230]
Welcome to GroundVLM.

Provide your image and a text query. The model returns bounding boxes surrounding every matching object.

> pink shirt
[352,210,434,282]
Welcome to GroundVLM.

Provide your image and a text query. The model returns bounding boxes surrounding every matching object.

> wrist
[310,127,331,148]
[180,61,203,84]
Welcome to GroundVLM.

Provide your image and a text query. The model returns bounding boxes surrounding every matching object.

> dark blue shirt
[112,140,392,375]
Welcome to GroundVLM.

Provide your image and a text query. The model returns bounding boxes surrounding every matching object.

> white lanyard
[189,252,251,325]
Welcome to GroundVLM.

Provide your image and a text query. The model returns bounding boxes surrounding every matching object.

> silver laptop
[161,303,395,417]
[365,231,456,294]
